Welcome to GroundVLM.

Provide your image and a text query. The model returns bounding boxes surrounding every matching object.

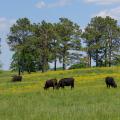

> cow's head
[56,81,62,89]
[113,83,117,88]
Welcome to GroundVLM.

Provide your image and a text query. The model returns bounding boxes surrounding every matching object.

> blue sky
[0,0,120,70]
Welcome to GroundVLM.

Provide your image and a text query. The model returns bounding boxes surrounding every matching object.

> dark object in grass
[57,78,74,89]
[44,79,57,90]
[12,75,22,82]
[105,77,117,88]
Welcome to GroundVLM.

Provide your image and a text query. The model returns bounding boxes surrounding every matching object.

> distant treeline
[7,16,120,74]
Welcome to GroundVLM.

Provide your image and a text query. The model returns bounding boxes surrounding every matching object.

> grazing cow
[105,77,117,88]
[57,78,74,89]
[12,75,22,82]
[44,79,57,90]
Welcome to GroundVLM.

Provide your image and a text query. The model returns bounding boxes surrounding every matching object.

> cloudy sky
[0,0,120,70]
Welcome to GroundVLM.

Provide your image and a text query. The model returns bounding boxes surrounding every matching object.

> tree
[82,16,120,67]
[33,21,53,72]
[82,17,104,67]
[82,24,95,67]
[57,18,82,70]
[103,16,120,67]
[49,23,61,71]
[7,18,32,75]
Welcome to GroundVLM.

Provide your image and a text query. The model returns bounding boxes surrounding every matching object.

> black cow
[12,75,22,82]
[44,79,57,90]
[105,77,117,88]
[57,78,74,89]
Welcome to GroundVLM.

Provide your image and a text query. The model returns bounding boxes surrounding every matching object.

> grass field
[0,67,120,120]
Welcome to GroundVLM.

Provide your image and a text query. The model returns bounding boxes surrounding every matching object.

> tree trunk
[18,67,21,76]
[96,49,99,67]
[41,67,44,73]
[95,38,99,67]
[41,55,45,73]
[104,47,107,67]
[63,56,66,70]
[88,52,91,67]
[27,65,31,74]
[41,34,49,73]
[54,59,57,71]
[63,62,66,70]
[18,59,21,76]
[42,55,48,73]
[108,38,112,67]
[42,60,45,73]
[89,54,91,67]
[108,47,112,67]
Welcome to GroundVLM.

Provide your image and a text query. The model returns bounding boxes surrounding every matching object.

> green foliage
[7,18,33,74]
[69,57,89,69]
[57,18,82,70]
[69,63,87,69]
[33,21,54,72]
[82,16,120,67]
[7,18,32,50]
[7,17,82,73]
[7,16,120,74]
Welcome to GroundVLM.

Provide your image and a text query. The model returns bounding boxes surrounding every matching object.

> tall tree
[50,23,61,71]
[7,18,32,75]
[83,16,120,67]
[57,18,82,70]
[103,16,120,67]
[82,24,95,67]
[33,21,53,72]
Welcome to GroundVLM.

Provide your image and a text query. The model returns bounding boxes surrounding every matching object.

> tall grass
[0,67,120,120]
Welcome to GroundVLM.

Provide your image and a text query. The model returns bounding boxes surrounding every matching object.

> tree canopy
[7,16,120,73]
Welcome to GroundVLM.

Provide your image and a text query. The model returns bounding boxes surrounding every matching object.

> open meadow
[0,67,120,120]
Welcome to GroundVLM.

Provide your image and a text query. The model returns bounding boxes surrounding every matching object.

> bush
[69,63,87,69]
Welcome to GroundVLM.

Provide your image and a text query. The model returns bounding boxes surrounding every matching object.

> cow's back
[63,78,74,85]
[58,78,74,88]
[105,77,114,84]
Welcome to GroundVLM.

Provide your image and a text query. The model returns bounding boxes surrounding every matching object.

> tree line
[7,16,120,75]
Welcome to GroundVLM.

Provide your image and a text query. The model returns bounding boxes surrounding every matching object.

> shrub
[69,63,87,69]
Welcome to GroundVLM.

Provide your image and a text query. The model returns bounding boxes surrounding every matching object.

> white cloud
[94,7,120,20]
[35,1,46,8]
[0,18,8,32]
[0,17,16,32]
[0,17,16,70]
[85,0,120,5]
[35,0,73,9]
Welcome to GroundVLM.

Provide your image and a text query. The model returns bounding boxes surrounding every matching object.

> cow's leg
[71,86,74,89]
[71,83,74,89]
[44,88,48,90]
[61,83,64,89]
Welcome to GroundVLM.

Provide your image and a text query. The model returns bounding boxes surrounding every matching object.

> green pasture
[0,67,120,120]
